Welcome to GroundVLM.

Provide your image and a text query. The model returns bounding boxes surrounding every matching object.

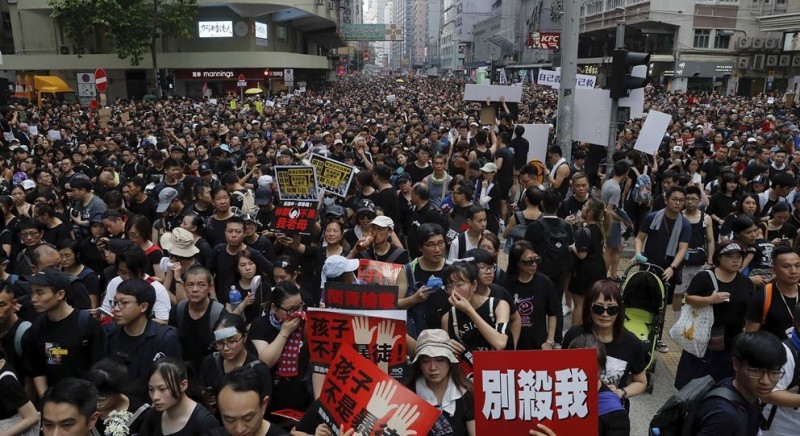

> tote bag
[669,270,717,358]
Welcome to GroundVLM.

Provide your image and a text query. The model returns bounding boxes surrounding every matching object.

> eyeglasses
[744,367,785,381]
[591,304,621,316]
[669,197,686,204]
[519,257,541,266]
[422,240,447,249]
[357,213,376,220]
[214,335,244,350]
[444,282,469,292]
[478,264,497,273]
[19,231,40,239]
[278,302,304,315]
[109,299,137,309]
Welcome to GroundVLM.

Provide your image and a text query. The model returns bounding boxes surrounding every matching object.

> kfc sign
[528,32,560,50]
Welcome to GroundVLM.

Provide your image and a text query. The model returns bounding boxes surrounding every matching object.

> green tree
[50,0,197,95]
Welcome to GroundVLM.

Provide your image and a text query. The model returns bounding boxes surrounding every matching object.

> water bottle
[229,286,242,311]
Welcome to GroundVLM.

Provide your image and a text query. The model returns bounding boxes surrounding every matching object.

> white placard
[265,100,275,108]
[518,124,551,163]
[573,89,613,146]
[537,70,597,90]
[386,94,396,102]
[47,130,62,140]
[198,21,233,38]
[463,84,523,102]
[255,22,268,39]
[768,97,775,104]
[209,98,218,105]
[28,126,38,136]
[635,110,672,156]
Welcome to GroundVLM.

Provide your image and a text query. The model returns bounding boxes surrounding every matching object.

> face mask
[324,197,334,207]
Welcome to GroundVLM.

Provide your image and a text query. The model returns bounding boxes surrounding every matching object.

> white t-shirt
[101,275,171,321]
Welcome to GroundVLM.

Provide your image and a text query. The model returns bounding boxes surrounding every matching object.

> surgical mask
[324,197,334,207]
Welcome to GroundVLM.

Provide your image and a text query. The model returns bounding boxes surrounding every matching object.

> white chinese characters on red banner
[473,349,598,434]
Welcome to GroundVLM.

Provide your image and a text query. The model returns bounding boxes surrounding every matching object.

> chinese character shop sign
[474,349,598,434]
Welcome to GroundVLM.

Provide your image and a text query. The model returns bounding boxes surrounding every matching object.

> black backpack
[649,376,749,435]
[528,217,571,278]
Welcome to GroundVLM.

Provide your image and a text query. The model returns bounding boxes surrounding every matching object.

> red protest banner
[473,349,598,435]
[357,259,403,285]
[325,282,398,310]
[319,345,440,435]
[307,308,407,379]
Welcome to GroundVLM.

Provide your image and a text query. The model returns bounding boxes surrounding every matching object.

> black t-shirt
[404,162,433,183]
[495,147,515,189]
[687,269,754,348]
[371,187,403,237]
[0,318,28,374]
[746,284,798,340]
[42,222,72,246]
[510,136,529,170]
[352,246,410,265]
[503,273,559,350]
[168,303,224,371]
[139,403,221,436]
[129,196,156,223]
[26,309,106,387]
[707,193,737,222]
[750,239,774,271]
[765,223,798,243]
[0,364,28,420]
[563,325,645,388]
[247,315,311,412]
[557,195,588,220]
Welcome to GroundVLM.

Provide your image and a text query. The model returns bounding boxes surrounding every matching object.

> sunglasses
[591,304,621,316]
[519,257,541,266]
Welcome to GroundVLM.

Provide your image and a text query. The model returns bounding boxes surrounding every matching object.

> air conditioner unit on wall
[780,55,790,66]
[737,56,750,69]
[765,38,778,50]
[736,37,751,49]
[752,38,765,49]
[766,54,778,67]
[317,0,324,5]
[793,55,800,67]
[59,45,70,55]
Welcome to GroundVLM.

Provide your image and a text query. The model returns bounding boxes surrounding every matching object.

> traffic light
[610,49,650,99]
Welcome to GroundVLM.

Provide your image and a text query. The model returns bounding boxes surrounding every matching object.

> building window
[693,29,711,48]
[714,32,731,48]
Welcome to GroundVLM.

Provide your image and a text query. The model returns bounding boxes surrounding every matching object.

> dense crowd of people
[0,75,799,436]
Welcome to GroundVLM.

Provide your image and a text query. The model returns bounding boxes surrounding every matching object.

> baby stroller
[620,263,667,394]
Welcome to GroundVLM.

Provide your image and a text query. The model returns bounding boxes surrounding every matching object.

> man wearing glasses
[105,278,182,403]
[634,186,691,353]
[696,331,785,435]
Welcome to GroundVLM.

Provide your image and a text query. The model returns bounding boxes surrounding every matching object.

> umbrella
[395,79,405,83]
[245,87,264,95]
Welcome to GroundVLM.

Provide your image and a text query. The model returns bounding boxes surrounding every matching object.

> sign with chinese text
[309,155,356,198]
[199,21,233,38]
[357,259,403,285]
[270,201,316,236]
[537,70,597,90]
[325,282,398,310]
[307,308,407,379]
[473,349,598,435]
[319,345,440,435]
[527,32,560,50]
[275,165,320,201]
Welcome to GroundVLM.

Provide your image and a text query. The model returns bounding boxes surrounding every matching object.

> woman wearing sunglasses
[502,241,560,350]
[563,280,647,405]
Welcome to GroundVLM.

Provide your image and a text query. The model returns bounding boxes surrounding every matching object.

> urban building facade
[0,0,344,101]
[439,0,494,70]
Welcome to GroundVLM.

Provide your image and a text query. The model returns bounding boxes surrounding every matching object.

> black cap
[199,162,213,174]
[26,267,72,291]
